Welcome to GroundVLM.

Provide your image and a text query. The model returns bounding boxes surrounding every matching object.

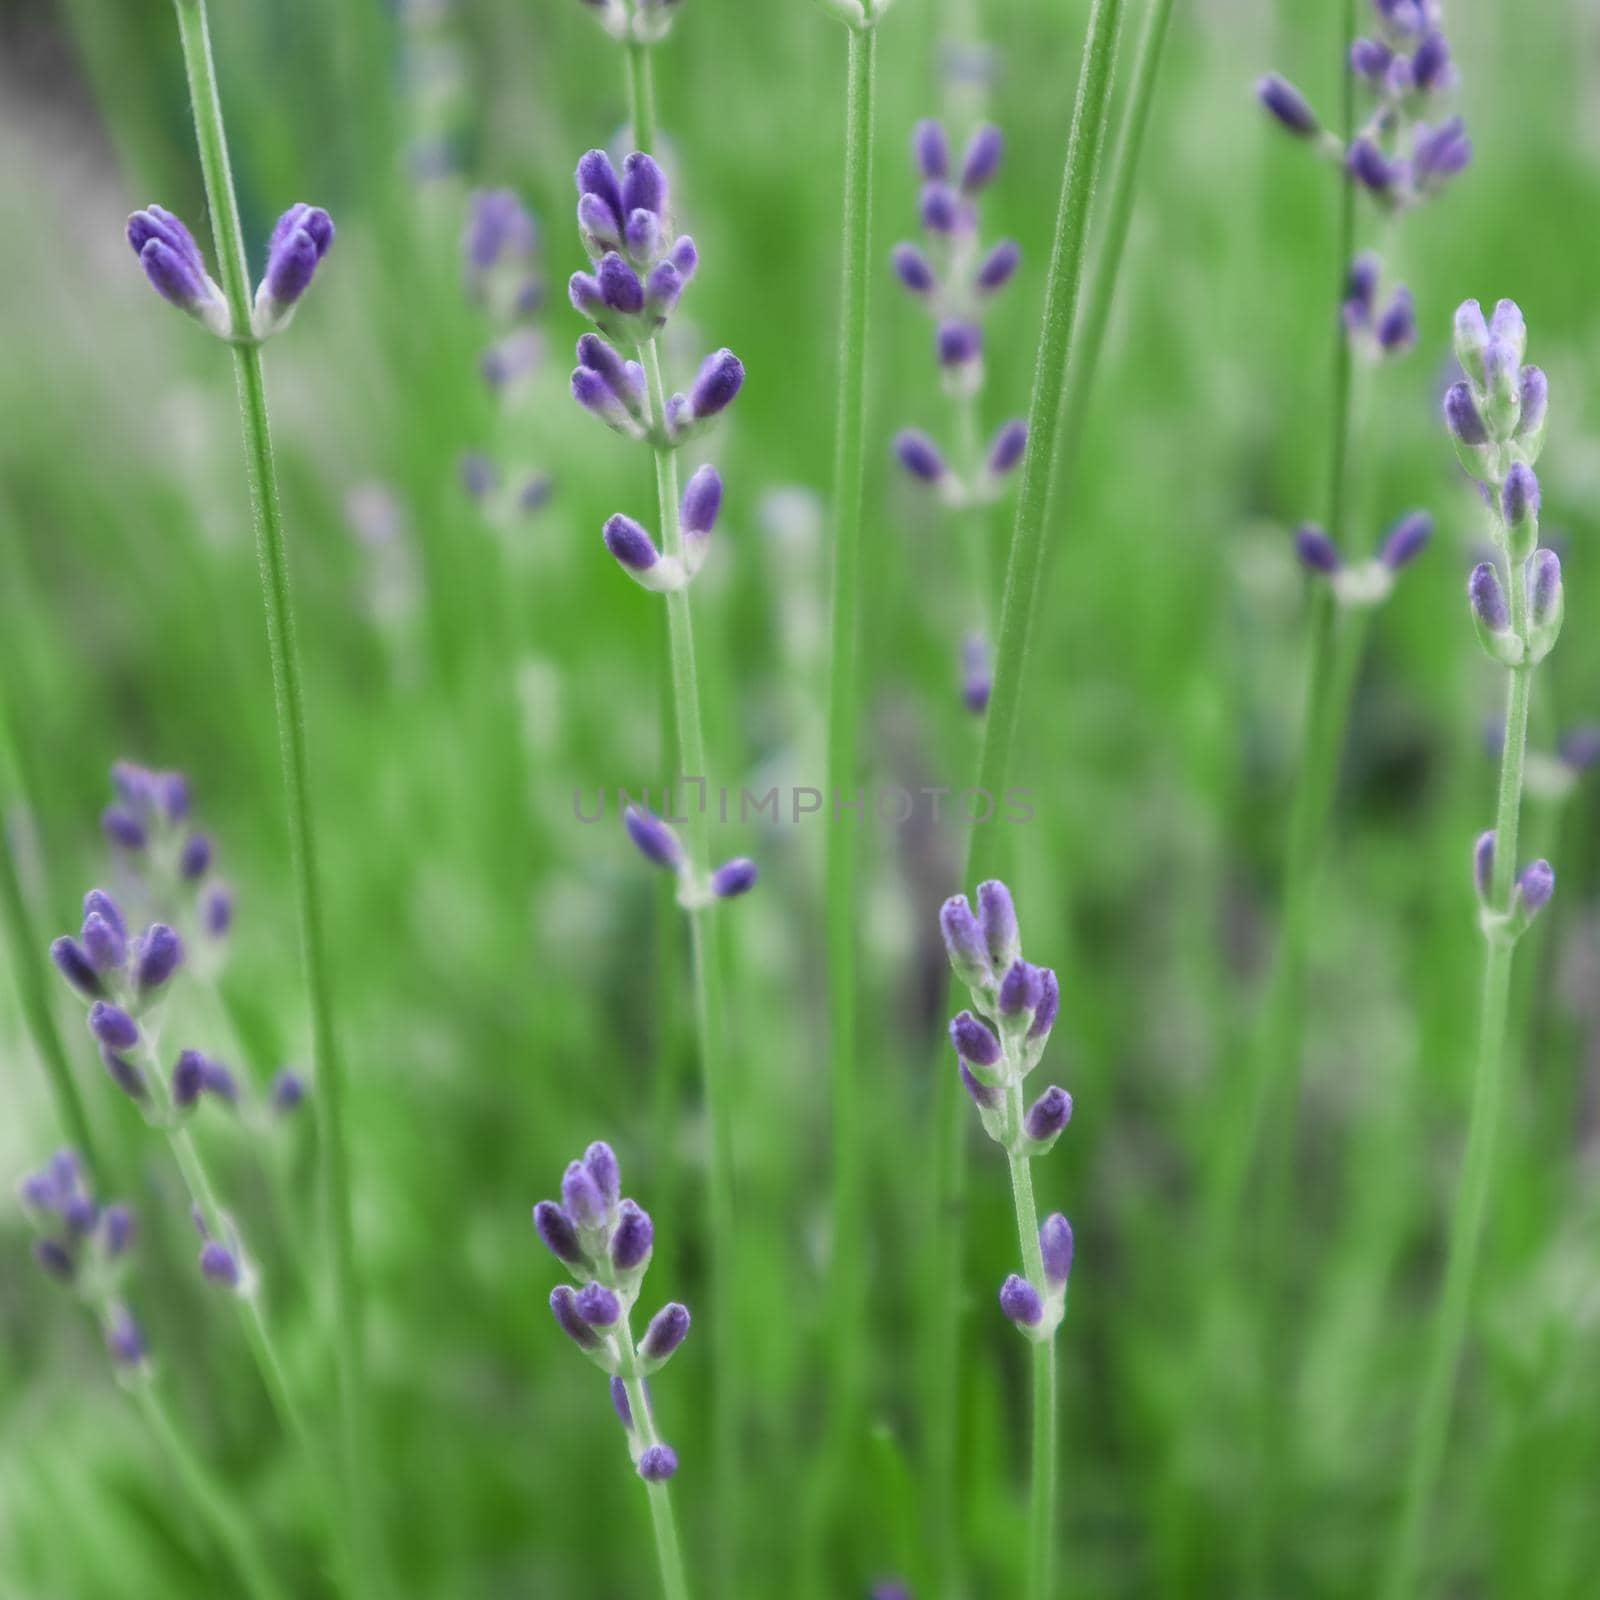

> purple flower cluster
[940,880,1075,1340]
[127,202,334,341]
[1341,251,1416,360]
[1293,507,1433,605]
[1258,2,1470,212]
[459,189,554,522]
[622,804,758,905]
[99,761,234,952]
[534,1143,690,1482]
[18,1150,146,1369]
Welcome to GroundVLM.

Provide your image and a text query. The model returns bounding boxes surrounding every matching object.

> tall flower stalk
[133,1,378,1589]
[1383,299,1558,1599]
[940,883,1074,1599]
[536,1143,694,1600]
[924,2,1123,1586]
[566,145,753,1599]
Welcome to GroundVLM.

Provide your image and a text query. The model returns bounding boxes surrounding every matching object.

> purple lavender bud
[106,1308,146,1367]
[1347,138,1395,194]
[598,253,645,315]
[920,182,961,234]
[1342,252,1380,330]
[574,187,616,251]
[109,761,155,810]
[710,858,759,898]
[894,429,946,484]
[1559,727,1600,772]
[1517,367,1548,439]
[949,1010,1002,1068]
[550,1284,603,1350]
[575,150,625,230]
[670,236,699,281]
[465,188,535,271]
[1413,117,1472,186]
[1529,548,1562,626]
[1412,30,1450,91]
[203,885,234,938]
[584,1142,621,1209]
[1444,382,1489,446]
[1030,968,1061,1039]
[16,1170,55,1211]
[681,463,723,540]
[1349,38,1393,82]
[83,888,126,938]
[200,1057,239,1104]
[976,879,1020,969]
[102,805,147,851]
[959,124,1004,192]
[562,1160,607,1229]
[624,806,684,870]
[100,1045,146,1101]
[50,1150,82,1193]
[611,1200,654,1271]
[604,514,662,575]
[103,1204,135,1257]
[127,206,203,276]
[611,1375,634,1430]
[533,1200,586,1268]
[569,271,606,320]
[1025,1086,1074,1143]
[270,1069,307,1114]
[689,349,745,419]
[1469,563,1509,632]
[80,913,126,973]
[172,1049,207,1109]
[626,208,662,264]
[574,368,633,431]
[34,1238,75,1282]
[912,119,949,180]
[621,152,667,218]
[1039,1213,1075,1288]
[1473,834,1496,903]
[640,1302,691,1361]
[157,771,190,824]
[1454,300,1490,383]
[1257,74,1319,137]
[1502,464,1539,530]
[199,1241,241,1289]
[178,833,213,881]
[891,243,937,296]
[1379,510,1433,570]
[134,924,183,993]
[936,321,982,370]
[261,207,333,308]
[645,260,682,321]
[1517,860,1555,915]
[638,1445,679,1482]
[999,1274,1043,1328]
[51,934,102,998]
[88,1002,139,1051]
[976,239,1020,294]
[62,1193,98,1237]
[577,332,646,413]
[1489,299,1526,359]
[574,1283,621,1327]
[459,454,498,502]
[129,226,211,314]
[940,894,992,988]
[998,960,1042,1019]
[983,422,1027,482]
[959,1060,1003,1109]
[1375,287,1416,353]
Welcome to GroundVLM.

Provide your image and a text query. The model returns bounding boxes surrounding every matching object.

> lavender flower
[533,1144,690,1481]
[624,806,685,871]
[1256,74,1320,138]
[252,204,335,337]
[126,206,230,336]
[709,858,758,898]
[1379,510,1433,570]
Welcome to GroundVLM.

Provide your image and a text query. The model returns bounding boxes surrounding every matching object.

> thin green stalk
[821,9,877,1502]
[133,1377,288,1600]
[626,40,658,152]
[640,337,737,1599]
[927,6,1123,1590]
[1384,575,1534,1600]
[615,1317,693,1600]
[0,751,99,1170]
[169,3,378,1593]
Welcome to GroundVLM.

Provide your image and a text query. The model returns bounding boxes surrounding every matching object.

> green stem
[626,40,658,152]
[170,3,378,1593]
[641,338,736,1598]
[615,1318,693,1600]
[132,1376,289,1600]
[1384,572,1533,1599]
[928,5,1123,1587]
[0,723,100,1170]
[821,11,877,1504]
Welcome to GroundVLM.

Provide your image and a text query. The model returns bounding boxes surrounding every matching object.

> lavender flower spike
[127,206,230,336]
[624,806,685,872]
[253,204,335,337]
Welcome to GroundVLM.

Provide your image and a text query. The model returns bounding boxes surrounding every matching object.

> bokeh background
[3,0,1600,1594]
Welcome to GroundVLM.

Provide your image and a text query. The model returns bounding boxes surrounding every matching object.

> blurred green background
[3,0,1599,1594]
